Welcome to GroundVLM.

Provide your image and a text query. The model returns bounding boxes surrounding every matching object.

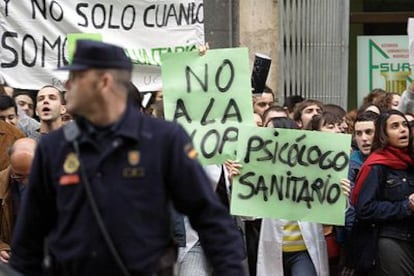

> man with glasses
[0,138,37,263]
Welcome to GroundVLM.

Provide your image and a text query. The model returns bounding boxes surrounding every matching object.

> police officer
[10,40,244,275]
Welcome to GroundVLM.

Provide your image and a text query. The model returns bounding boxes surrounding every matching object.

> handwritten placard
[161,48,254,164]
[231,126,351,225]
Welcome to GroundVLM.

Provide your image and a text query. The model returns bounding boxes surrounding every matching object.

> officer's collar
[76,103,141,142]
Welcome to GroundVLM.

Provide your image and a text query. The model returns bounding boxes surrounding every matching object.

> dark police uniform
[10,103,244,275]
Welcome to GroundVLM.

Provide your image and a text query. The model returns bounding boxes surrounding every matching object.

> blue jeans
[283,250,317,276]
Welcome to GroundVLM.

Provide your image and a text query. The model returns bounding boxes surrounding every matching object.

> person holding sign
[352,109,414,275]
[9,40,245,276]
[306,111,352,275]
[257,117,329,276]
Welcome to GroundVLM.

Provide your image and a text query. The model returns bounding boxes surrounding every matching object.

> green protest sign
[67,33,102,63]
[189,122,242,163]
[161,48,254,164]
[230,126,351,225]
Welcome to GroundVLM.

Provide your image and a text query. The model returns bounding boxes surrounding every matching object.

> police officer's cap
[58,40,132,72]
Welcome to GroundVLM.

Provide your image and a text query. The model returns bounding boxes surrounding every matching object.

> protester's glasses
[409,121,414,128]
[10,172,29,182]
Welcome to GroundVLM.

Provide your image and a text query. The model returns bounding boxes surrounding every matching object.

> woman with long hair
[352,109,414,275]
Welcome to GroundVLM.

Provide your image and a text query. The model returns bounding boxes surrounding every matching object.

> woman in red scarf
[351,109,414,275]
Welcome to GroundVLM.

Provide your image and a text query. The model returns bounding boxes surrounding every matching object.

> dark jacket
[345,150,367,230]
[356,164,414,241]
[10,104,244,276]
[347,164,414,272]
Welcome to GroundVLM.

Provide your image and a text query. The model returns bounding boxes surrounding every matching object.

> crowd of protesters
[127,80,414,276]
[1,43,414,275]
[247,85,414,276]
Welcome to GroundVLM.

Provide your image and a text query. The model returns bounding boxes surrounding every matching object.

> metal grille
[278,0,349,108]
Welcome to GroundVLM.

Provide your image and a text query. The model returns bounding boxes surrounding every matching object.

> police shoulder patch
[184,143,198,160]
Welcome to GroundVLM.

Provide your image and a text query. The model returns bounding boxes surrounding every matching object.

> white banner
[0,0,204,91]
